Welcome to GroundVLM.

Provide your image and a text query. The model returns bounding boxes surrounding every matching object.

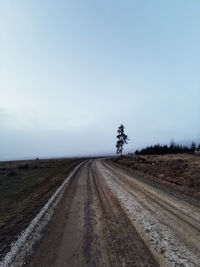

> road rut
[27,159,200,266]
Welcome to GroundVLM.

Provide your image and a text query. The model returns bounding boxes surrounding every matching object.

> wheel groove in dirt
[98,160,200,266]
[103,161,200,234]
[91,161,158,267]
[27,160,158,266]
[27,163,86,267]
[0,161,85,267]
[8,159,199,266]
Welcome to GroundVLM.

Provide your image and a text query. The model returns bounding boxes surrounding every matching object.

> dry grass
[0,157,85,259]
[112,154,200,199]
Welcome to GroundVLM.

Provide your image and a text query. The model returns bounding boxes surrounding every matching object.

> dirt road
[26,159,200,266]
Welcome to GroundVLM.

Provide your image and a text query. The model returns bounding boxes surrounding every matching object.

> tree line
[115,124,200,156]
[134,142,200,155]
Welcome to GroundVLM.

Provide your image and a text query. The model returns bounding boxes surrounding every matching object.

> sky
[0,0,200,160]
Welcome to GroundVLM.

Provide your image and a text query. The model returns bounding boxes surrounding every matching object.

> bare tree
[116,124,128,156]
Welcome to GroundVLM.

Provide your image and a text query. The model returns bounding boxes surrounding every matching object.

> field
[111,153,200,200]
[0,157,85,259]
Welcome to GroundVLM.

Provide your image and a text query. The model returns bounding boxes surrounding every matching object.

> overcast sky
[1,1,200,160]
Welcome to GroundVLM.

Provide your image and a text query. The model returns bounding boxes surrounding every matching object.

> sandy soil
[26,160,157,267]
[101,160,200,266]
[23,159,200,267]
[111,154,200,200]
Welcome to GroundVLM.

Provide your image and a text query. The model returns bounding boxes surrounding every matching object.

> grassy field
[0,157,85,259]
[111,153,200,200]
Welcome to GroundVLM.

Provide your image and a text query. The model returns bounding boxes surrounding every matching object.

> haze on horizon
[1,1,200,161]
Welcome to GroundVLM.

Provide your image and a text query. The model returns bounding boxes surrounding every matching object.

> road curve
[27,159,200,267]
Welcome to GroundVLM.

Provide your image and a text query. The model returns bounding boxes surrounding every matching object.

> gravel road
[27,159,200,266]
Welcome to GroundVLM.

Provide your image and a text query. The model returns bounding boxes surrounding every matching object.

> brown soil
[111,154,200,200]
[0,158,85,260]
[28,160,158,267]
[2,158,200,266]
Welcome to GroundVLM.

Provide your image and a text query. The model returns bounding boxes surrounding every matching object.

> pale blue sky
[0,1,200,160]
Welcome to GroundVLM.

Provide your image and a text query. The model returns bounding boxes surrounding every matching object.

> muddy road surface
[10,159,200,266]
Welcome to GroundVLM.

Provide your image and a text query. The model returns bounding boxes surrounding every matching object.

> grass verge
[0,158,86,259]
[110,154,200,200]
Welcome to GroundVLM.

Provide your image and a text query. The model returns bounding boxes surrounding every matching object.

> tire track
[103,160,200,234]
[97,159,200,266]
[0,161,85,267]
[15,159,178,266]
[91,161,158,266]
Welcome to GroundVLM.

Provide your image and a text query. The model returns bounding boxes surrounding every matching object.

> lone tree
[116,124,128,156]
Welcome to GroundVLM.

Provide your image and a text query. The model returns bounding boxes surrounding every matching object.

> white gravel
[97,161,200,267]
[0,161,85,267]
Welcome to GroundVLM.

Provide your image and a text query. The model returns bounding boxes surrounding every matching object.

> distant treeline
[135,142,200,155]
